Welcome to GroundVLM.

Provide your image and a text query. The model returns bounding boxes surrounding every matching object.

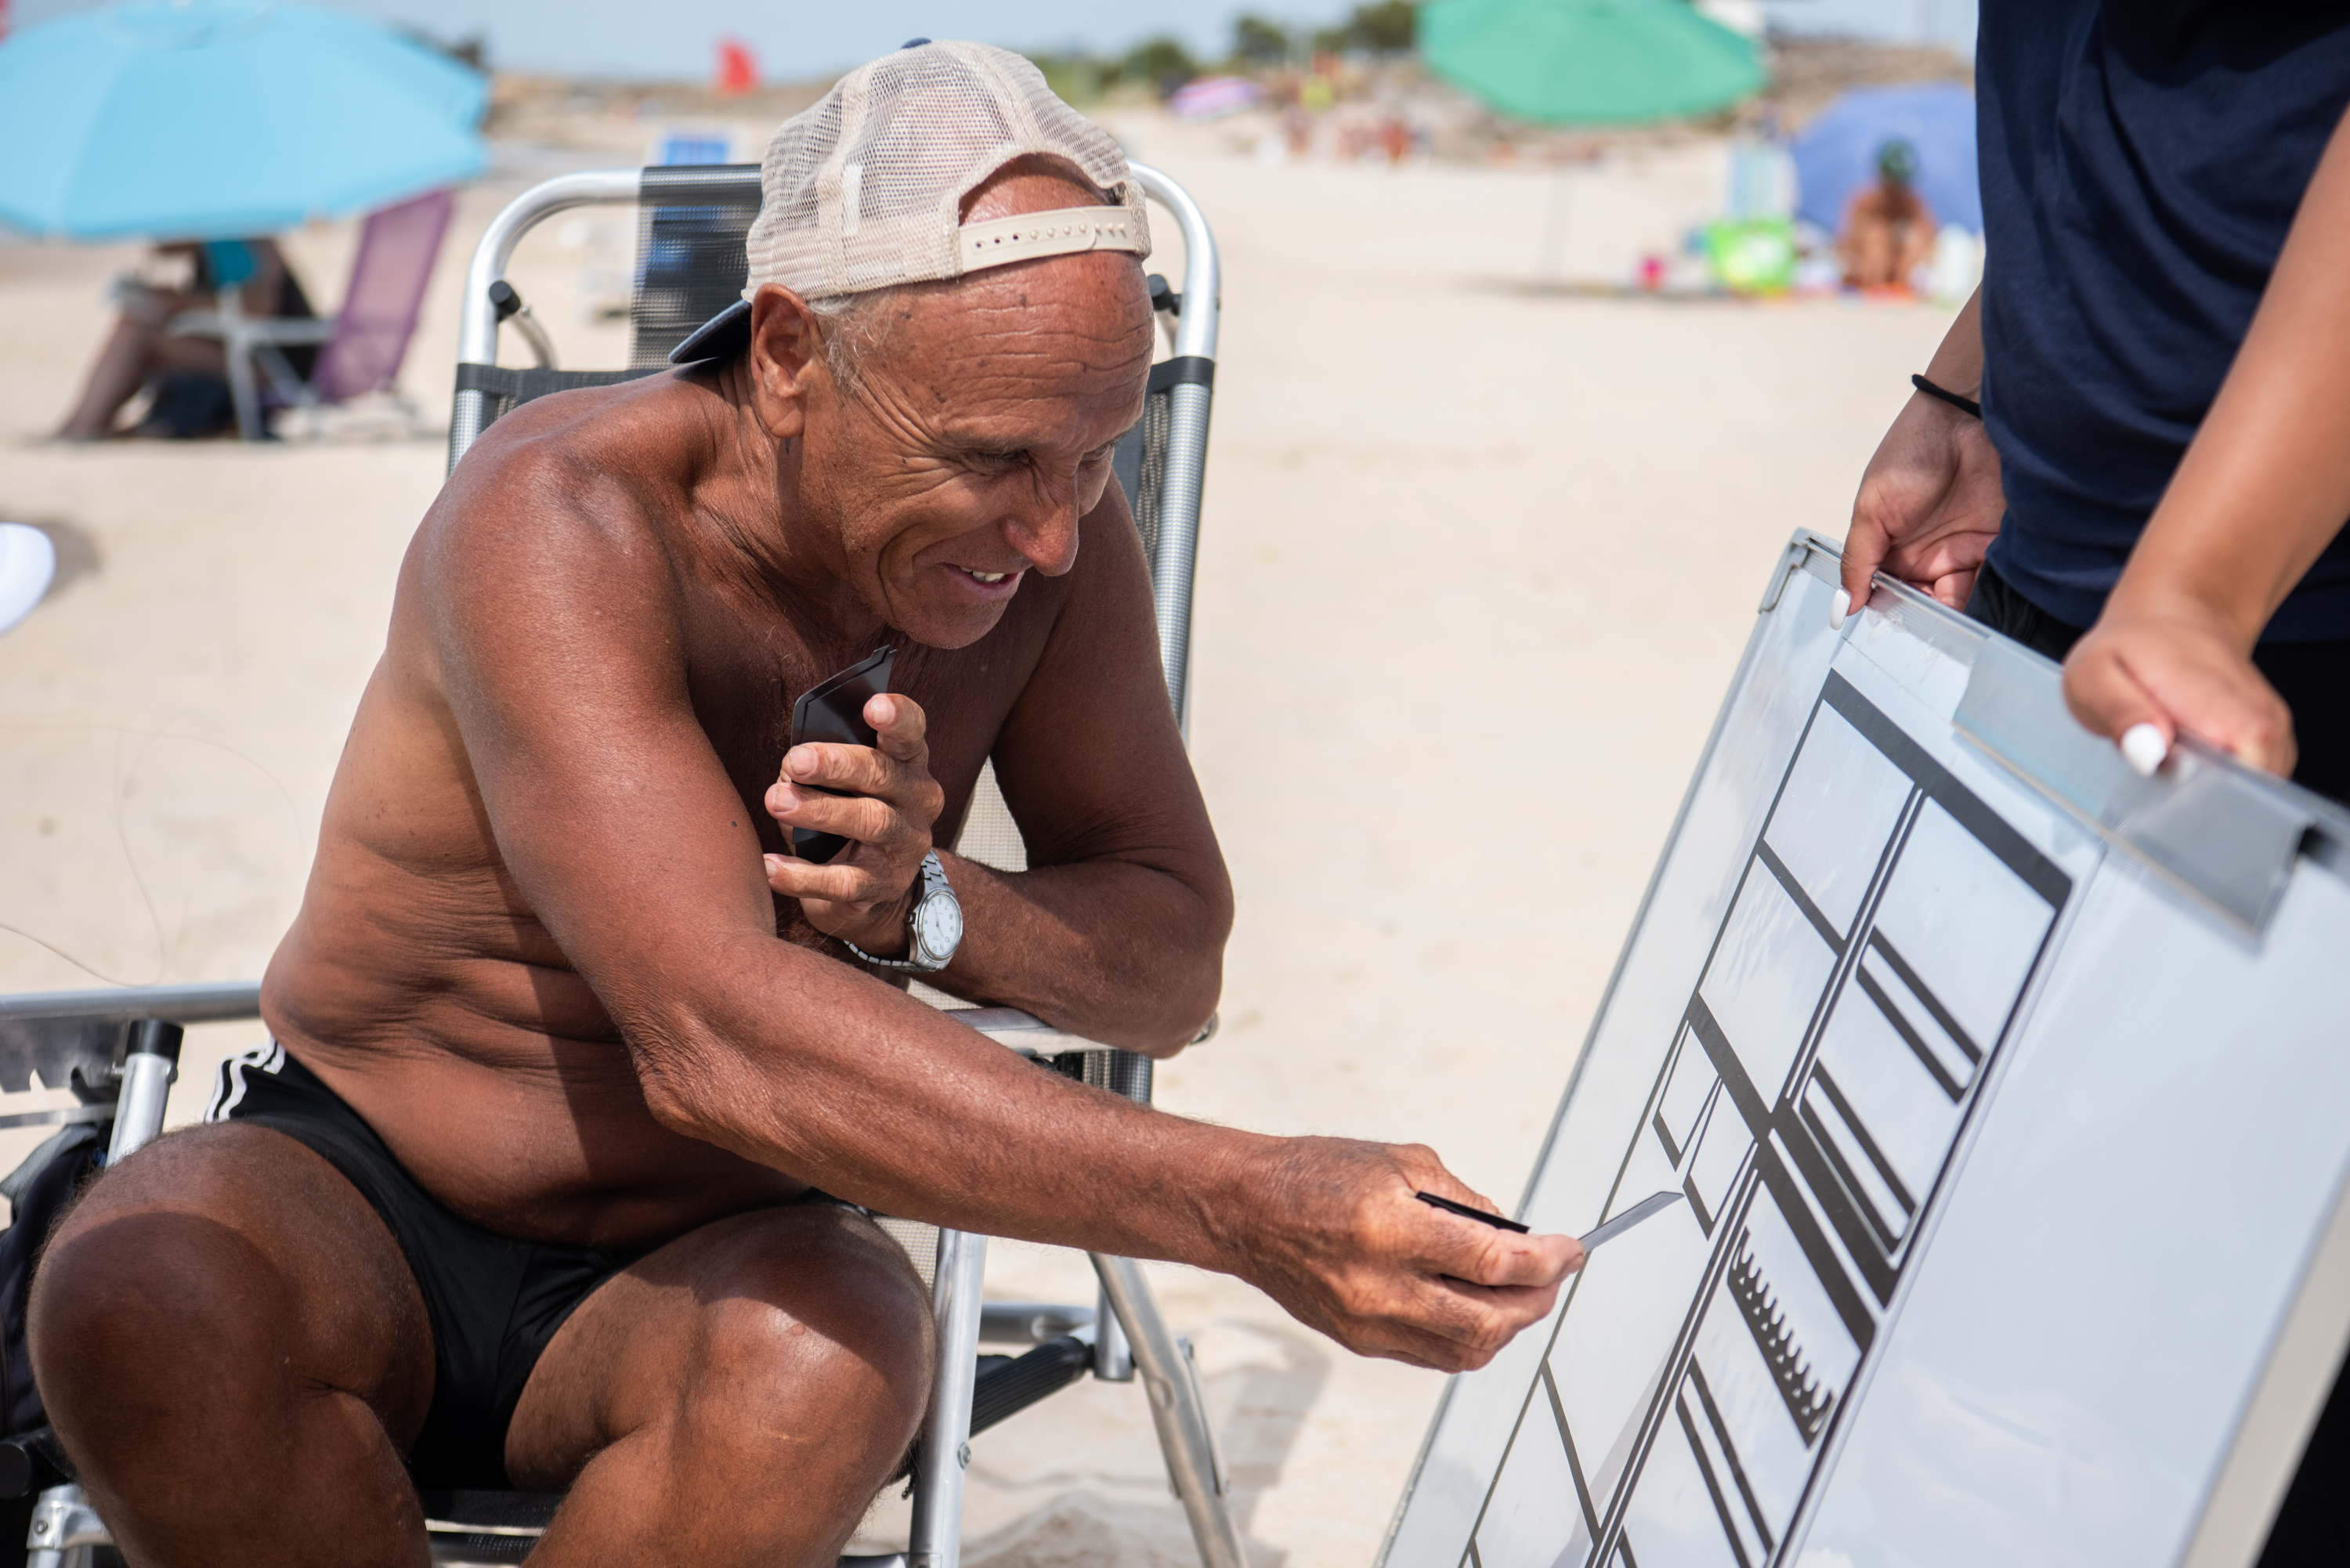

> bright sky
[9,0,1976,79]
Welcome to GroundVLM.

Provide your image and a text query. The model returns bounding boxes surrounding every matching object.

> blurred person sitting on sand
[1844,8,2350,1558]
[56,236,316,441]
[28,42,1582,1567]
[1836,138,1936,291]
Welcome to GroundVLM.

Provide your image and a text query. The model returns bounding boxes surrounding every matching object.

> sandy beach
[0,104,1954,1566]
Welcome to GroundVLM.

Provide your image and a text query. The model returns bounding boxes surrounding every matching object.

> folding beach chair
[3,161,1235,1568]
[168,187,456,442]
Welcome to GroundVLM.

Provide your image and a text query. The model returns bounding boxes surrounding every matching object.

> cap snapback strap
[959,206,1144,276]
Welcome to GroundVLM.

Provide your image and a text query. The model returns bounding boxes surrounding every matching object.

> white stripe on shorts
[204,1039,286,1123]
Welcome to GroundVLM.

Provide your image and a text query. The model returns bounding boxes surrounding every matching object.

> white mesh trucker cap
[743,39,1151,302]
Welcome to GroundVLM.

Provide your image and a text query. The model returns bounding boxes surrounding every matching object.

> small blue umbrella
[0,0,486,241]
[1791,82,1979,237]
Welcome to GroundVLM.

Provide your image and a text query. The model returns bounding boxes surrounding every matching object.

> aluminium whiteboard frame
[1379,529,2350,1568]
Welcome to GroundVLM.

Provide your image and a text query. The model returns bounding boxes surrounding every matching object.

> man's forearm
[927,851,1228,1053]
[2106,107,2350,645]
[615,930,1582,1375]
[634,934,1260,1261]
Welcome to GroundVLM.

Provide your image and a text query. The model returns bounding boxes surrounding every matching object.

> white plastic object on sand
[0,523,57,635]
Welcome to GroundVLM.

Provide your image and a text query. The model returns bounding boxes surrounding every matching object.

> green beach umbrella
[1420,0,1764,126]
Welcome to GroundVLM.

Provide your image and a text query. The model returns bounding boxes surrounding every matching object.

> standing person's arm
[2061,104,2350,776]
[1840,287,2005,609]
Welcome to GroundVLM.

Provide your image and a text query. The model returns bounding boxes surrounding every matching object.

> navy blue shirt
[1977,2,2350,641]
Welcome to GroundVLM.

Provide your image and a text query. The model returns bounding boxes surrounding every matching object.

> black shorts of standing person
[56,237,318,441]
[1842,7,2350,1563]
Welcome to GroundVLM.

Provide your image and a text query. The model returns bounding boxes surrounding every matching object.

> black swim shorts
[204,1044,645,1488]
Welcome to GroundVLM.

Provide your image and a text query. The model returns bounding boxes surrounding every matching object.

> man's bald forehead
[865,251,1150,388]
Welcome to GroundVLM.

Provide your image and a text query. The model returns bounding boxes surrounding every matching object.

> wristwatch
[844,850,964,974]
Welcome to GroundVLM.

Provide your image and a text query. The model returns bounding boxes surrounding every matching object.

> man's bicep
[418,492,776,1002]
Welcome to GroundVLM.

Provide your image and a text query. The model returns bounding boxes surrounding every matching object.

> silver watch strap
[844,851,950,973]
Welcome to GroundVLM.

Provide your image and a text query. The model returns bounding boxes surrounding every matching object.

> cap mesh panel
[746,41,1148,298]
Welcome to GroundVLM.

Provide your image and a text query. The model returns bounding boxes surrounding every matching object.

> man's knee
[32,1154,302,1461]
[683,1209,936,1447]
[28,1125,428,1455]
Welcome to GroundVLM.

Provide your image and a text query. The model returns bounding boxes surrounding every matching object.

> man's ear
[747,284,822,441]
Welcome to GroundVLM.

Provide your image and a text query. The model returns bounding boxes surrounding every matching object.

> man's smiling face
[775,168,1155,649]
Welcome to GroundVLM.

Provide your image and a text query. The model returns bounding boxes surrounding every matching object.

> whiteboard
[1382,532,2350,1568]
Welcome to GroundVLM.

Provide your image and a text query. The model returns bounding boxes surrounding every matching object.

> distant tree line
[1032,3,1417,101]
[1236,3,1418,63]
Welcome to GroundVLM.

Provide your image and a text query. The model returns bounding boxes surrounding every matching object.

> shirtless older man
[29,44,1580,1566]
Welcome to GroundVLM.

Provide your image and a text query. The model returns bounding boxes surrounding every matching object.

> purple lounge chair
[169,187,456,440]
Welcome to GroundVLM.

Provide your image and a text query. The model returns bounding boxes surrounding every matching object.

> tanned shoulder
[437,378,696,555]
[411,377,715,713]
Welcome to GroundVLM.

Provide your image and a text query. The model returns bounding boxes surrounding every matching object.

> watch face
[913,889,964,965]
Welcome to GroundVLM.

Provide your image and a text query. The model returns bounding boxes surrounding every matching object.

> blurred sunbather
[55,237,316,440]
[1838,139,1937,291]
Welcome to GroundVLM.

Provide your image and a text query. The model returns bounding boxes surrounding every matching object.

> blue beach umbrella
[1791,82,1979,236]
[0,0,486,241]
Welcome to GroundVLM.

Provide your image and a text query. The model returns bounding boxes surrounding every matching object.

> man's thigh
[29,1124,436,1555]
[507,1202,935,1491]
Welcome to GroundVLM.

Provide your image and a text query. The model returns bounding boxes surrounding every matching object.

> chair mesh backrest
[457,365,648,432]
[454,168,760,435]
[630,201,758,367]
[311,188,455,403]
[1112,376,1174,571]
[873,1215,941,1292]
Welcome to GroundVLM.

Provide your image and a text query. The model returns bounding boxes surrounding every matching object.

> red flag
[715,37,757,96]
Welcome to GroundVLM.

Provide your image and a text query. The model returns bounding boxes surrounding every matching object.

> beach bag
[136,373,236,439]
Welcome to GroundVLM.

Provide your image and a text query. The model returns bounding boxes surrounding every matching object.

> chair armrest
[940,1006,1115,1057]
[165,312,335,345]
[244,316,336,345]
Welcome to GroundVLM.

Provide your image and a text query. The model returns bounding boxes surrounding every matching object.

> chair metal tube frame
[103,1024,179,1165]
[446,167,648,472]
[0,981,260,1023]
[908,1229,989,1568]
[1125,163,1219,736]
[1092,1255,1247,1568]
[24,1483,106,1567]
[1094,1280,1137,1382]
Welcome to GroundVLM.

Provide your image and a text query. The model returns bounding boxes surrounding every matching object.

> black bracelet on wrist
[1911,373,1982,420]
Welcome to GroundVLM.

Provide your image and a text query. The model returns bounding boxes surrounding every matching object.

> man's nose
[1003,476,1083,577]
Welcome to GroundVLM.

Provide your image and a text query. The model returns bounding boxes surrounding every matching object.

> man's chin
[888,594,1017,651]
